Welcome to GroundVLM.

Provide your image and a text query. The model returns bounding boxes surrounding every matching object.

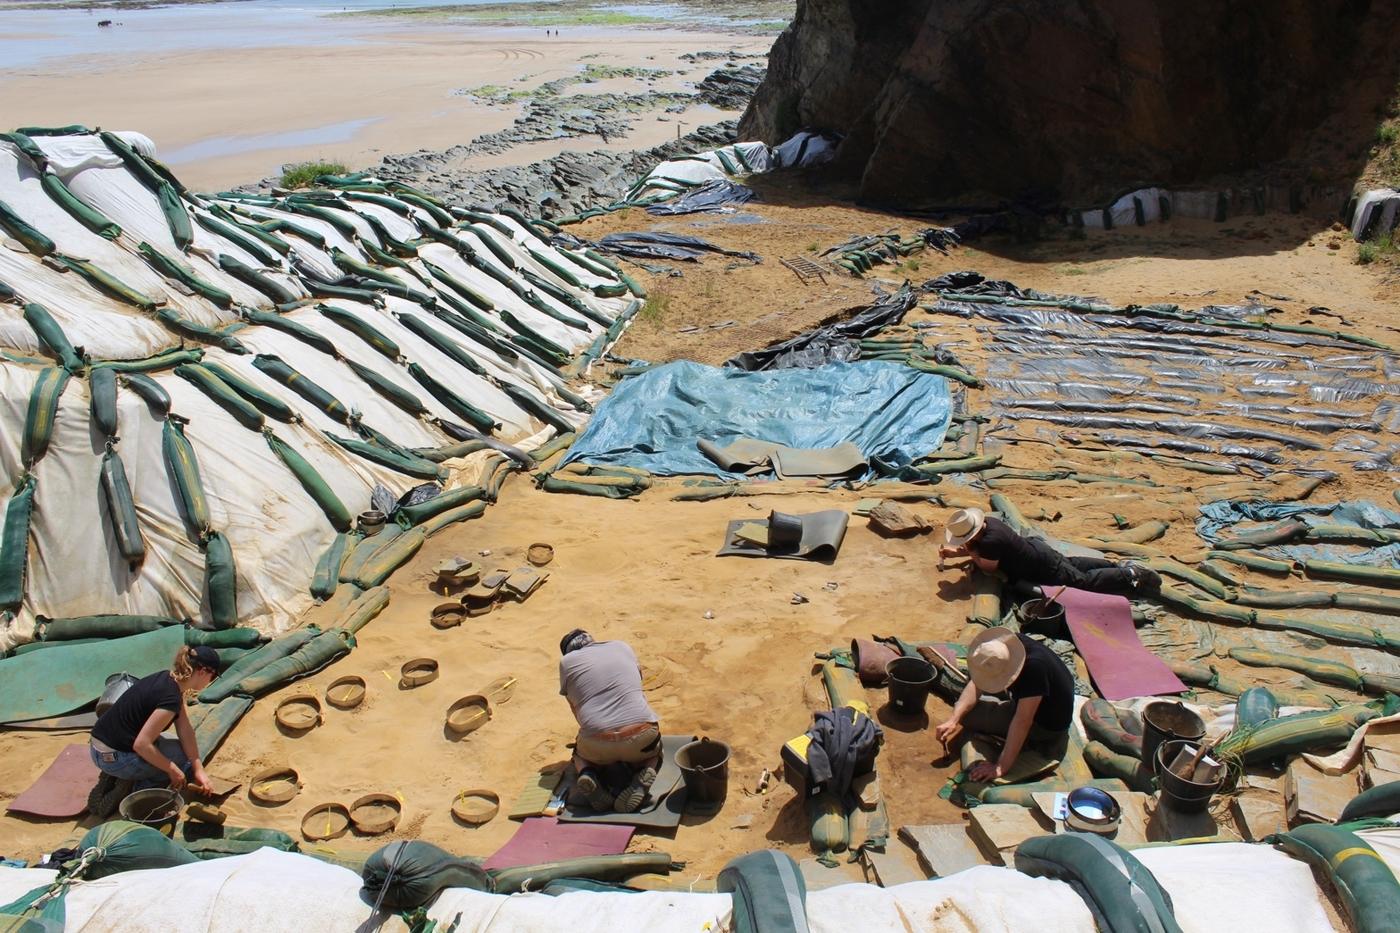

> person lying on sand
[88,645,220,817]
[935,626,1074,782]
[939,507,1161,598]
[559,628,661,813]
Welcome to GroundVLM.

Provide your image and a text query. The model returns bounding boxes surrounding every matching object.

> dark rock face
[740,0,1400,206]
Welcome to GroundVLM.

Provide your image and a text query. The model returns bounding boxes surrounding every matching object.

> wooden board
[967,805,1053,866]
[1231,792,1288,842]
[1286,758,1358,825]
[898,823,988,877]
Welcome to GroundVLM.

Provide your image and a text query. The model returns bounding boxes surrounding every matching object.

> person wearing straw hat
[940,508,1160,597]
[934,626,1074,783]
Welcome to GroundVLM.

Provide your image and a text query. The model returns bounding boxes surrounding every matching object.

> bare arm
[935,679,980,744]
[132,709,182,787]
[996,696,1041,775]
[173,704,212,793]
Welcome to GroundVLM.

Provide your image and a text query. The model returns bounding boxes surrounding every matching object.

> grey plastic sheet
[727,285,916,371]
[597,231,759,263]
[645,179,755,216]
[716,509,849,561]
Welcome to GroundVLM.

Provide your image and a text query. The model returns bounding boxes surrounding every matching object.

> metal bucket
[676,738,730,809]
[118,788,184,837]
[96,672,137,717]
[1154,739,1222,813]
[1141,701,1205,769]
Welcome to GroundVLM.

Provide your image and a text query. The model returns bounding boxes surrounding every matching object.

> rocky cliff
[740,0,1400,207]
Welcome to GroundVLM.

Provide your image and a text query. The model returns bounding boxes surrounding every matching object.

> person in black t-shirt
[934,627,1074,782]
[940,508,1160,598]
[88,645,221,814]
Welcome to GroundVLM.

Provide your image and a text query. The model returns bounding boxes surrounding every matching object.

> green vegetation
[1356,232,1397,267]
[904,258,920,272]
[279,161,347,190]
[1379,125,1399,145]
[639,291,671,323]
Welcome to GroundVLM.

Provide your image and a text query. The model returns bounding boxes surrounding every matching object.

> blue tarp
[1197,499,1400,567]
[563,360,952,478]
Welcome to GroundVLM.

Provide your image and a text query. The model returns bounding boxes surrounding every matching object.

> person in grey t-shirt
[559,629,661,814]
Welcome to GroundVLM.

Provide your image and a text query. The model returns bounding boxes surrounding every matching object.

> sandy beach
[0,5,772,189]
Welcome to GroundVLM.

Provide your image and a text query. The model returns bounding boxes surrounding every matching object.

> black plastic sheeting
[725,285,917,371]
[597,231,759,263]
[646,180,755,216]
[922,270,1089,303]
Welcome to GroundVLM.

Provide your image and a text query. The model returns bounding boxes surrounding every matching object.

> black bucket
[676,738,730,809]
[886,657,936,716]
[1016,598,1067,638]
[118,788,183,837]
[1141,701,1205,769]
[1154,739,1222,813]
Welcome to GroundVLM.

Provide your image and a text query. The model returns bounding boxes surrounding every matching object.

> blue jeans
[90,737,191,790]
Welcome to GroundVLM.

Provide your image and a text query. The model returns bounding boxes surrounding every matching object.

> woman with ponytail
[87,645,221,817]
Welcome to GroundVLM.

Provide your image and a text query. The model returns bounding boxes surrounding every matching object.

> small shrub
[1378,124,1399,145]
[1357,242,1377,264]
[806,242,818,252]
[280,161,348,189]
[905,258,920,272]
[640,292,670,323]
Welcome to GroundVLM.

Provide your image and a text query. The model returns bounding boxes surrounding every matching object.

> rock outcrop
[740,0,1400,207]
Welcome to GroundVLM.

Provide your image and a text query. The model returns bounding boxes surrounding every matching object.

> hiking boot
[614,767,658,815]
[86,774,132,819]
[571,770,615,812]
[1124,563,1162,597]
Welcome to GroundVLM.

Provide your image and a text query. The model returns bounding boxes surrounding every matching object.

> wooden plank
[898,823,988,877]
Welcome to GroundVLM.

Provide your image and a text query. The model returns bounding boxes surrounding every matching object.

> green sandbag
[717,849,807,933]
[1276,824,1400,933]
[491,853,674,895]
[89,366,118,437]
[415,439,489,463]
[422,259,496,314]
[1206,550,1292,574]
[1153,587,1256,625]
[201,362,297,423]
[225,628,352,698]
[1083,740,1155,793]
[53,255,157,309]
[979,779,1129,807]
[353,527,425,588]
[23,367,70,466]
[1338,781,1400,822]
[317,304,401,360]
[1146,559,1230,600]
[121,373,171,416]
[338,584,390,634]
[1251,609,1400,652]
[0,197,55,255]
[482,455,514,502]
[189,694,252,758]
[185,628,262,648]
[199,626,320,702]
[251,355,352,425]
[138,242,233,308]
[1214,700,1389,766]
[914,454,1002,477]
[164,419,212,538]
[312,532,352,599]
[406,363,496,433]
[101,348,202,374]
[1168,660,1339,709]
[1215,518,1309,550]
[989,493,1030,534]
[339,525,403,583]
[0,475,36,610]
[1015,834,1181,933]
[1081,699,1143,758]
[807,790,848,863]
[0,625,186,723]
[203,531,238,629]
[1234,687,1280,732]
[40,173,120,238]
[102,448,147,563]
[71,821,198,880]
[540,474,641,498]
[241,308,337,357]
[175,364,264,431]
[1335,592,1400,616]
[216,253,296,304]
[207,205,289,256]
[529,431,576,461]
[327,434,446,481]
[420,501,487,536]
[361,841,492,909]
[968,570,1002,626]
[0,879,65,932]
[153,308,249,355]
[1231,588,1332,609]
[23,303,83,372]
[1303,559,1400,590]
[263,432,352,532]
[40,614,178,641]
[396,484,484,528]
[177,823,299,860]
[1228,646,1363,692]
[345,359,429,417]
[820,658,865,710]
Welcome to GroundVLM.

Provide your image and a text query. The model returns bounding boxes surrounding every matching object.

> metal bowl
[1065,785,1122,834]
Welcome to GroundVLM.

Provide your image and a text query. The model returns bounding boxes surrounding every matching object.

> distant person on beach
[559,629,661,813]
[87,646,221,817]
[935,626,1074,781]
[939,507,1161,597]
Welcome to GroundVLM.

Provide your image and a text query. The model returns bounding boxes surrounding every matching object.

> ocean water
[0,0,553,71]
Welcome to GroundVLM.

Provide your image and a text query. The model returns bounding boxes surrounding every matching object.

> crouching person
[559,629,660,813]
[88,645,220,817]
[934,627,1073,783]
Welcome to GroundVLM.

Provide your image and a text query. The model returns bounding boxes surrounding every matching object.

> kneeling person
[559,629,660,813]
[935,627,1073,783]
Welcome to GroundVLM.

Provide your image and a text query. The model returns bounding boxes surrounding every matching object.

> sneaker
[86,774,132,819]
[614,767,658,815]
[572,770,615,812]
[1124,563,1162,597]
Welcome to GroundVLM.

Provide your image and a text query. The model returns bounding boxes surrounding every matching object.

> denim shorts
[90,736,191,790]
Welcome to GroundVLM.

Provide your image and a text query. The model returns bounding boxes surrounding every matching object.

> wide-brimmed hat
[967,627,1026,694]
[943,507,987,547]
